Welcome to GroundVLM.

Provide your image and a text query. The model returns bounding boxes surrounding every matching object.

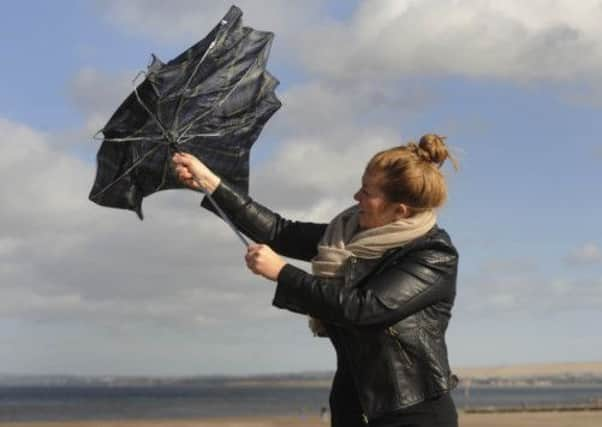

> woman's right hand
[172,152,221,194]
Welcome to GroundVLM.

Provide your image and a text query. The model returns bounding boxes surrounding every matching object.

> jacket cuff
[273,264,309,314]
[200,180,250,217]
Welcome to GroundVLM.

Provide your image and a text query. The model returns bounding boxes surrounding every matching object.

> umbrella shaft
[204,191,249,248]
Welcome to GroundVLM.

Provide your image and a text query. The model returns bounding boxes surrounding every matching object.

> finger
[177,157,192,168]
[245,257,258,274]
[175,153,194,164]
[176,166,192,176]
[181,152,199,164]
[251,244,266,252]
[247,244,261,255]
[245,250,258,262]
[173,153,187,164]
[246,253,258,265]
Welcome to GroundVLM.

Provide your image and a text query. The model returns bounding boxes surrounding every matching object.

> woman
[172,134,459,427]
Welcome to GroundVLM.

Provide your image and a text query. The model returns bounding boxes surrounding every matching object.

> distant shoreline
[2,361,602,387]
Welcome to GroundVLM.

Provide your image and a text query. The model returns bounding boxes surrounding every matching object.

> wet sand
[460,411,602,427]
[2,411,602,427]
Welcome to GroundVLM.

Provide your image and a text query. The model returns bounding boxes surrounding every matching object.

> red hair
[366,134,458,211]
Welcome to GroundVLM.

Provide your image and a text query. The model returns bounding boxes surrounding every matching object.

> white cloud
[252,125,401,216]
[97,0,325,51]
[45,67,136,154]
[566,242,602,265]
[459,256,602,315]
[95,0,602,109]
[273,80,438,139]
[0,119,91,235]
[70,67,133,120]
[297,0,602,82]
[0,117,279,331]
[68,67,136,144]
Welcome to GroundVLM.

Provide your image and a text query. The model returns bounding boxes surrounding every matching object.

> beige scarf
[308,205,437,335]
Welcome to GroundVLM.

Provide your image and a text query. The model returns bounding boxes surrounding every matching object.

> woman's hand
[172,152,221,193]
[245,244,286,282]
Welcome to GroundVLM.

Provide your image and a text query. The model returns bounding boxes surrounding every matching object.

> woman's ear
[396,203,411,219]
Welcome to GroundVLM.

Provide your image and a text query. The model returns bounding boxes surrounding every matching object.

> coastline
[2,411,602,427]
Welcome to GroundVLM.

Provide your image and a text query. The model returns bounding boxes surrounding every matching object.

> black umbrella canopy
[89,5,281,219]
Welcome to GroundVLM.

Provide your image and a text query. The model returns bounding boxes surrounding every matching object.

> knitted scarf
[308,205,436,335]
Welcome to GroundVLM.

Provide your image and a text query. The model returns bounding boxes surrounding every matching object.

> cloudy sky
[2,0,601,377]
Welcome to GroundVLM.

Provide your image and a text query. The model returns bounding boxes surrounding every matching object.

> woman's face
[353,170,403,230]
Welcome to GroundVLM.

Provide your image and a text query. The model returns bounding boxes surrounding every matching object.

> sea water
[2,384,602,422]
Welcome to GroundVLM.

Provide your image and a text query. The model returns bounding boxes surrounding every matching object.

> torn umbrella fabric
[89,5,280,219]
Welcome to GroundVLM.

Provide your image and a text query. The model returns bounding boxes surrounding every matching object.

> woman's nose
[353,191,360,202]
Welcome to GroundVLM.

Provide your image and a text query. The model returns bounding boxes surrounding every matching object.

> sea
[2,384,602,422]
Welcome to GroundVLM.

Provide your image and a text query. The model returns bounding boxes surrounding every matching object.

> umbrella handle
[203,190,250,248]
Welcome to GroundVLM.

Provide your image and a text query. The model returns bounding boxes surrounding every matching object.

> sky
[1,0,601,377]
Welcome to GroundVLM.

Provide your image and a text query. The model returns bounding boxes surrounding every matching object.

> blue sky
[1,1,601,376]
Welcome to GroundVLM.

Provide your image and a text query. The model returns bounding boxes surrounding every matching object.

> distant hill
[453,361,602,380]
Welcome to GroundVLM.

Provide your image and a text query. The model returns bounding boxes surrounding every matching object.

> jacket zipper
[348,258,370,425]
[337,328,370,424]
[387,327,413,366]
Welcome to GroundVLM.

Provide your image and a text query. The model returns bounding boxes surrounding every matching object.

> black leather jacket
[204,181,459,422]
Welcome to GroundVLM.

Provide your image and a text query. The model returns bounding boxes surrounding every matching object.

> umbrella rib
[98,133,222,144]
[177,133,223,145]
[97,135,168,143]
[175,54,261,144]
[179,131,223,139]
[170,40,217,135]
[93,72,186,198]
[175,109,215,144]
[155,144,177,193]
[90,143,163,201]
[131,71,173,143]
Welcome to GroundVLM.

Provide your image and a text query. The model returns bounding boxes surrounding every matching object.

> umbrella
[89,5,280,244]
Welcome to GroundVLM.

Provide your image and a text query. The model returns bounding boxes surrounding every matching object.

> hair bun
[416,133,448,166]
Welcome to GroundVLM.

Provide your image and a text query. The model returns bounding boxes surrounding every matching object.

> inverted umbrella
[89,6,280,245]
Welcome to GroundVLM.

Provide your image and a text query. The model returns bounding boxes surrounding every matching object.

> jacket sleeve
[273,249,457,328]
[201,180,328,261]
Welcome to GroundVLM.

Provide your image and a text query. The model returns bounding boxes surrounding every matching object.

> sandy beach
[2,411,602,427]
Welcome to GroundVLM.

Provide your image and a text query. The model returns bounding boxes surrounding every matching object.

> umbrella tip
[135,206,144,220]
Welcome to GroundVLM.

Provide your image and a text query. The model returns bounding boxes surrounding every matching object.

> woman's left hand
[245,244,286,282]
